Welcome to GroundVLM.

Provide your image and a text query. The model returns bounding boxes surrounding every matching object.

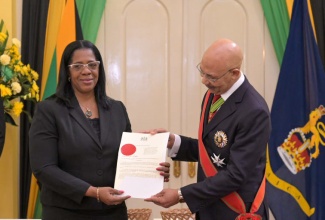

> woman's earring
[68,77,71,82]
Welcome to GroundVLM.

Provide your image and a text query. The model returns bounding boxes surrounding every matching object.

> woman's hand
[157,162,170,182]
[86,186,130,205]
[98,187,131,205]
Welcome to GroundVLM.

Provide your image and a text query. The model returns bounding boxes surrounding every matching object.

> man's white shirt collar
[221,71,244,101]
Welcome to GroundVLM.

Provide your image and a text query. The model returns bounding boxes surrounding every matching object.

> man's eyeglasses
[196,63,233,83]
[68,61,100,72]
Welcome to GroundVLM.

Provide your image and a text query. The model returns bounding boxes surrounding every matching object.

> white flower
[12,38,21,48]
[0,54,11,65]
[11,81,22,95]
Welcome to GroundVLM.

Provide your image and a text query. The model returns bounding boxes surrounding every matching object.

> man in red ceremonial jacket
[145,39,271,220]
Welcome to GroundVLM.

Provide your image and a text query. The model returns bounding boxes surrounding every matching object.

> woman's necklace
[80,105,92,118]
[84,108,92,118]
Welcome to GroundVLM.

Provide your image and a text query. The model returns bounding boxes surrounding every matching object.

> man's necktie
[208,94,224,122]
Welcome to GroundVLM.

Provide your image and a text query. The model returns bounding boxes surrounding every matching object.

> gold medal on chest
[214,131,228,148]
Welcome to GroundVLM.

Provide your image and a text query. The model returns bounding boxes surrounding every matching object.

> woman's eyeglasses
[68,61,100,72]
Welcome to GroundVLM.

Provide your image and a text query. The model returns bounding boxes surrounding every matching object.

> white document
[114,132,169,199]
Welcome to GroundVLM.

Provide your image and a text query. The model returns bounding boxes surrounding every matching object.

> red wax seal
[121,144,136,156]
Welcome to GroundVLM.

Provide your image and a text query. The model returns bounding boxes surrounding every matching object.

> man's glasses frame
[196,63,235,83]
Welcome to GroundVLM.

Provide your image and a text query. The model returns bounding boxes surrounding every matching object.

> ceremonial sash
[198,91,265,218]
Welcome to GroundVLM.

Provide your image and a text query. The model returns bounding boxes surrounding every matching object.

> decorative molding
[173,161,181,177]
[188,162,196,178]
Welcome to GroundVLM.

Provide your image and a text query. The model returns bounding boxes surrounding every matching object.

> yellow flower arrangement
[0,29,40,126]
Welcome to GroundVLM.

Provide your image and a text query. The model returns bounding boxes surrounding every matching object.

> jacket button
[97,170,103,175]
[97,153,103,159]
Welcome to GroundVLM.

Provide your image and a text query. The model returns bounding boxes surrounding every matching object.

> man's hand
[144,189,179,208]
[141,128,175,149]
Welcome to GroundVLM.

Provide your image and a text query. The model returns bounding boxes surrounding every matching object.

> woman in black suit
[29,40,170,220]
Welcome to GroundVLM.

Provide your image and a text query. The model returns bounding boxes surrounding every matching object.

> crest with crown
[277,105,325,174]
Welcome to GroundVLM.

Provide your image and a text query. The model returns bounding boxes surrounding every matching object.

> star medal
[214,131,228,148]
[211,153,226,167]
